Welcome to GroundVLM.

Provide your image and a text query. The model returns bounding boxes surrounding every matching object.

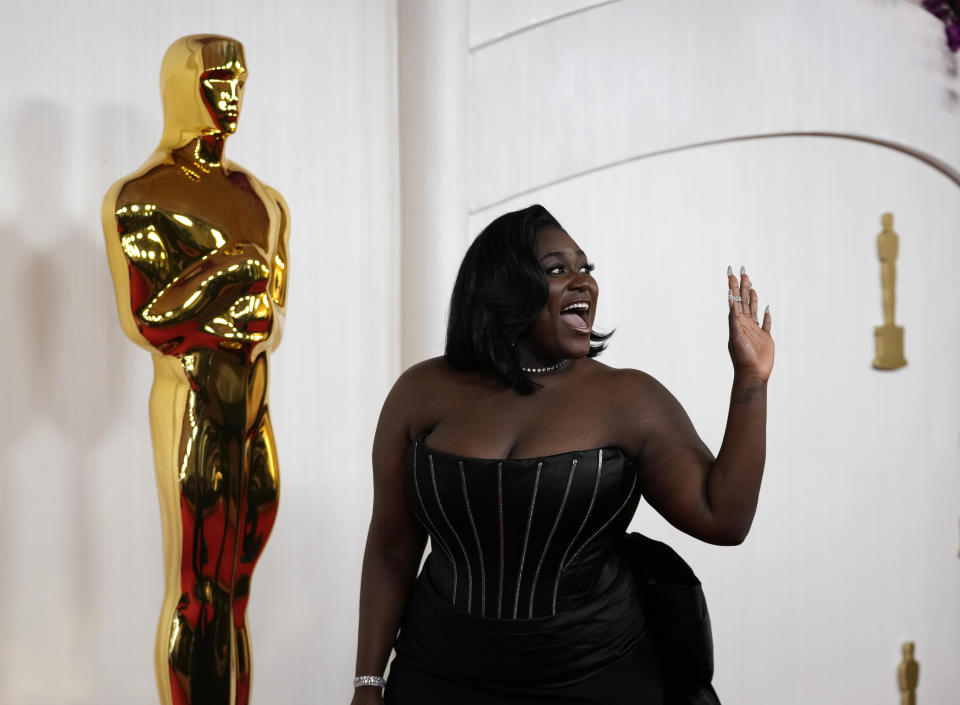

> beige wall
[0,1,399,702]
[464,1,960,702]
[1,0,958,703]
[469,137,960,703]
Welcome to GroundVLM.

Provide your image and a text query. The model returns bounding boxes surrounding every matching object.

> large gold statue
[101,35,289,705]
[873,212,906,370]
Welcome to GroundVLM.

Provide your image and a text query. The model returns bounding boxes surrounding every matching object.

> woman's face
[519,226,599,361]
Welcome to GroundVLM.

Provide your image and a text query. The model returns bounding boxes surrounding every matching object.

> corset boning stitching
[428,453,473,611]
[410,442,458,603]
[406,441,642,620]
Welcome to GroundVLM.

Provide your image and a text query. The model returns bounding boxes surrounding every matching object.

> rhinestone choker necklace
[521,359,569,375]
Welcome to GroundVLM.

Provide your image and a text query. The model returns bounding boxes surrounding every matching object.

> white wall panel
[398,0,468,366]
[469,136,960,703]
[0,1,398,703]
[470,0,960,210]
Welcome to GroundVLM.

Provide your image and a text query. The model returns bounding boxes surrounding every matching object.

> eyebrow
[539,249,585,262]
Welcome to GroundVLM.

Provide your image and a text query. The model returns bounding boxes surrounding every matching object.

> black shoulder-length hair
[445,204,612,395]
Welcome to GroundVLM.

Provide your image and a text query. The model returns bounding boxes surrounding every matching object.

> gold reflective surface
[898,641,919,705]
[873,212,906,370]
[102,35,289,705]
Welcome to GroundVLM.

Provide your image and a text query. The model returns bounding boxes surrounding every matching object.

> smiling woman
[445,205,611,395]
[351,204,774,705]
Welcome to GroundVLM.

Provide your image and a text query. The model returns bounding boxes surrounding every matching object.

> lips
[560,300,591,332]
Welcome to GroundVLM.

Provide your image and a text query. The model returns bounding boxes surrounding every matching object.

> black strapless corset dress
[385,436,663,704]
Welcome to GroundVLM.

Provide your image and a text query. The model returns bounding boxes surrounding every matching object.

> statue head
[882,212,894,230]
[159,34,247,148]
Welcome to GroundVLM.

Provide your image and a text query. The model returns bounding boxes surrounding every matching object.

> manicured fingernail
[726,266,732,276]
[749,282,754,289]
[764,305,770,314]
[740,265,746,276]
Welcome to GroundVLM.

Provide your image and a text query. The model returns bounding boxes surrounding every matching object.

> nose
[568,272,592,292]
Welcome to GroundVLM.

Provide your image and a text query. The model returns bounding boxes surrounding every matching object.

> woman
[351,205,773,704]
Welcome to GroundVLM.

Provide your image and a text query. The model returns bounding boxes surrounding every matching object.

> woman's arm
[628,268,774,545]
[352,371,428,704]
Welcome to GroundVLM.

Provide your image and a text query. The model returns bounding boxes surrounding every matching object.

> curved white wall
[469,0,960,210]
[465,1,960,701]
[469,136,960,702]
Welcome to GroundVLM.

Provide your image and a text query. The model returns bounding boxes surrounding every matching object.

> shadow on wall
[0,98,144,693]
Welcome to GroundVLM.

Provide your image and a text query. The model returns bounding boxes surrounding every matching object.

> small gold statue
[898,641,919,705]
[102,35,289,705]
[873,212,907,370]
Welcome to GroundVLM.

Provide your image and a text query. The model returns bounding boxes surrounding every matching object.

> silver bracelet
[353,675,385,689]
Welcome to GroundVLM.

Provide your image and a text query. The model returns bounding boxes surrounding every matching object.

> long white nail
[726,266,732,276]
[764,305,770,314]
[740,265,746,276]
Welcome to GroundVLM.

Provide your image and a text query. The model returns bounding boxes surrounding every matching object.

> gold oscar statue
[873,212,906,370]
[101,35,289,705]
[898,641,919,705]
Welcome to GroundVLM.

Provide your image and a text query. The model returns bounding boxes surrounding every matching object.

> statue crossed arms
[102,34,289,705]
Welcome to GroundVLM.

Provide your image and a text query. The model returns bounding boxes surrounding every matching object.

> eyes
[202,76,245,97]
[545,262,595,276]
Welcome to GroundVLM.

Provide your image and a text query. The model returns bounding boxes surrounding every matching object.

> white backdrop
[462,1,960,703]
[470,138,960,703]
[0,1,399,703]
[1,1,958,704]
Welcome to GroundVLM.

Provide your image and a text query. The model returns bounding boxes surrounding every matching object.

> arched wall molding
[469,131,960,215]
[469,0,624,51]
[468,0,960,212]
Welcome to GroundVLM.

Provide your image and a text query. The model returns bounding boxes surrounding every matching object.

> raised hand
[727,266,774,383]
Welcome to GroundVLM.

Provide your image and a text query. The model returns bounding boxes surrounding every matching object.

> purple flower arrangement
[923,0,960,51]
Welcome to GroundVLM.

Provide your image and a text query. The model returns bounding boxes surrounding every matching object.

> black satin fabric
[385,439,662,703]
[406,436,643,619]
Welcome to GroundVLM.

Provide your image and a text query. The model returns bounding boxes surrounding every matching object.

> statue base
[873,324,906,370]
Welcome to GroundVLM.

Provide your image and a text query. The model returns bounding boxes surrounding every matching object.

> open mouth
[560,300,591,332]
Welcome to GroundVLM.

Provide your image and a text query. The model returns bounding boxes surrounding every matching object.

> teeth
[562,302,589,312]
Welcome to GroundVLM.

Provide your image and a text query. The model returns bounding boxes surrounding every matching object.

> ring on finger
[751,316,759,324]
[732,296,742,302]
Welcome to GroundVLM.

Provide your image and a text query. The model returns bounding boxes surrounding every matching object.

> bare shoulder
[581,360,702,459]
[394,356,451,389]
[588,360,684,428]
[381,357,459,441]
[391,355,472,404]
[581,359,673,407]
